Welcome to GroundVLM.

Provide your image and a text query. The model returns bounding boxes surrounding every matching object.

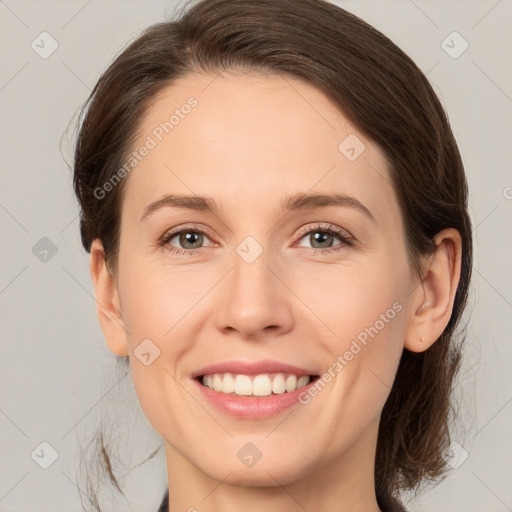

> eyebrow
[140,192,375,223]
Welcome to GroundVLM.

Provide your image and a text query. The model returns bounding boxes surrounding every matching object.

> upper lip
[191,359,319,379]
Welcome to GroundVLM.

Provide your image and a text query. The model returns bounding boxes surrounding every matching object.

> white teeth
[213,374,223,392]
[222,373,235,393]
[253,374,272,396]
[271,374,286,394]
[297,375,310,389]
[285,374,297,392]
[201,372,312,397]
[204,374,213,388]
[234,375,252,395]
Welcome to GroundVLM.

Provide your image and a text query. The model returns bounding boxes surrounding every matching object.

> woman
[73,0,472,510]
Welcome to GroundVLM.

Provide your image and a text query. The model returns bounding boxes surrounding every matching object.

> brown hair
[72,0,472,509]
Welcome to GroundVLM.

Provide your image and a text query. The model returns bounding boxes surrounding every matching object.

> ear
[89,239,129,357]
[404,228,462,353]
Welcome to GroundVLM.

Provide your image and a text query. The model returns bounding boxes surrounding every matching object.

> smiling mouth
[195,373,320,397]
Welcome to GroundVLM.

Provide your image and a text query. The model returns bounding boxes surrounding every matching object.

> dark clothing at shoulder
[157,488,408,511]
[157,489,168,512]
[377,491,409,512]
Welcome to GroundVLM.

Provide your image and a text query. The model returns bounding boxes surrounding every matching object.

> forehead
[122,71,397,224]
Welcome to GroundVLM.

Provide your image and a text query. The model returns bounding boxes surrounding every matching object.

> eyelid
[158,223,218,246]
[292,222,355,247]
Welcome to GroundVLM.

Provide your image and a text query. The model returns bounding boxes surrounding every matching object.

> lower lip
[192,377,319,419]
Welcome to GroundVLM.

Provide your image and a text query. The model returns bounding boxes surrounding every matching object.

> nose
[215,244,294,341]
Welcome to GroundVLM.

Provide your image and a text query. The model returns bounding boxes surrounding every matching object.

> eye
[158,225,216,256]
[293,223,354,254]
[157,222,354,257]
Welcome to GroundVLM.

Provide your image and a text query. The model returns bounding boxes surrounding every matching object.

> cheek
[116,260,192,435]
[324,289,406,393]
[117,250,190,341]
[303,257,408,341]
[305,253,410,399]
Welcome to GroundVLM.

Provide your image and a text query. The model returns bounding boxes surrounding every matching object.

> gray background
[0,0,511,511]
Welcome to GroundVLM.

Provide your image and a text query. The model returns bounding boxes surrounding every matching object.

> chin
[201,454,315,487]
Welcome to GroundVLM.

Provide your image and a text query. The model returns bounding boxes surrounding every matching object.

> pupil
[313,232,331,248]
[181,232,202,249]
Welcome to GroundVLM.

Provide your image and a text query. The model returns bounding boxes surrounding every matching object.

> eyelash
[157,223,355,257]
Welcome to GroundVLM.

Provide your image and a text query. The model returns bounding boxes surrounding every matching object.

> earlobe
[404,228,462,353]
[89,239,129,357]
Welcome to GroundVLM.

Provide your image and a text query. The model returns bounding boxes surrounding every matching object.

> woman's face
[103,72,419,486]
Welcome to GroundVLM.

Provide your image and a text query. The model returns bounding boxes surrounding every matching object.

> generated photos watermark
[298,301,403,404]
[93,96,198,200]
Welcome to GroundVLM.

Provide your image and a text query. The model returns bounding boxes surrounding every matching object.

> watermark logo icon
[236,236,263,264]
[31,31,59,59]
[237,442,262,468]
[31,441,59,469]
[441,31,469,59]
[32,237,58,263]
[443,441,469,469]
[134,338,161,366]
[338,134,366,161]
